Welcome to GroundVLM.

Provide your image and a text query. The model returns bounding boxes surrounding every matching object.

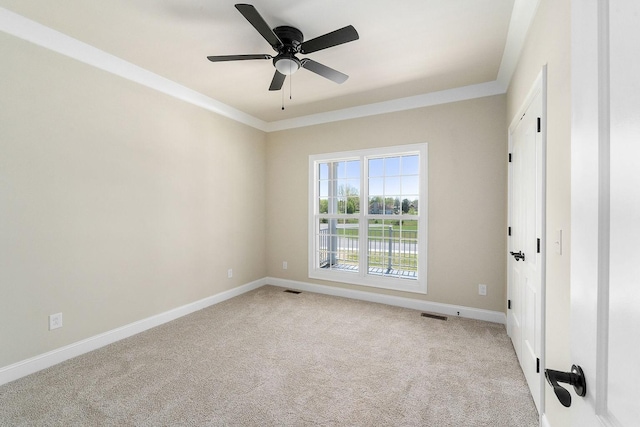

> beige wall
[0,34,267,367]
[506,0,571,424]
[266,95,508,313]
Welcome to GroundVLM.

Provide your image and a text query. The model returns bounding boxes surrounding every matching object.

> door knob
[510,251,525,261]
[544,365,587,407]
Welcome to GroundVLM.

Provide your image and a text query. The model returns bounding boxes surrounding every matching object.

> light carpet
[0,285,538,426]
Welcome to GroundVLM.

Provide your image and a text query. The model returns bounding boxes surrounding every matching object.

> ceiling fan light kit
[274,56,300,75]
[207,3,358,96]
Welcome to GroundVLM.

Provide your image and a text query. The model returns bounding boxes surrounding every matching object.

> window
[309,143,427,293]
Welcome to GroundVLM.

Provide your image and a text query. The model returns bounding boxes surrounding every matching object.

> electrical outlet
[227,269,233,278]
[49,313,63,330]
[282,261,288,270]
[478,284,487,296]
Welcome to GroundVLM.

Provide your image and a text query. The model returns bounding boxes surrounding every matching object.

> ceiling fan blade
[207,54,272,62]
[269,70,286,91]
[235,4,283,50]
[301,59,349,84]
[300,25,359,54]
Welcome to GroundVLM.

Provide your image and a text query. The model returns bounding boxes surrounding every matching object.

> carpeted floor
[0,285,538,426]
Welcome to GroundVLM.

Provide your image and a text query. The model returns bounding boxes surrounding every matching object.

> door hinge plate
[508,153,512,163]
[536,357,540,373]
[537,117,541,132]
[508,299,511,310]
[508,226,511,236]
[537,238,541,253]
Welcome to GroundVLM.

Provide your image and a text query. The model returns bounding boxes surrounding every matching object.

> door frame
[570,0,618,424]
[507,66,547,415]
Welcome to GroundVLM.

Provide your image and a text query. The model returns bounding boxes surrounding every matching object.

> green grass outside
[335,221,418,239]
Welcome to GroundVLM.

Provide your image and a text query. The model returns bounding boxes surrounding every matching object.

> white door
[568,0,640,425]
[508,74,544,412]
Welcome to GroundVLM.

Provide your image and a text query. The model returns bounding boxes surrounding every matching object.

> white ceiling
[0,0,536,128]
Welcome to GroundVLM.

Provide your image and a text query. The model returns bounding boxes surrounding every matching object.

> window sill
[309,269,427,294]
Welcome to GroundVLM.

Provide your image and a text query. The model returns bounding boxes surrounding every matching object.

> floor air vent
[421,312,448,321]
[284,290,302,294]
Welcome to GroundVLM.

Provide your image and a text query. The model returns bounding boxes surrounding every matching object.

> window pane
[397,220,419,276]
[401,176,419,195]
[346,160,360,178]
[347,196,360,214]
[393,197,402,215]
[336,161,346,178]
[317,218,330,268]
[337,180,348,196]
[385,157,400,176]
[399,198,413,214]
[384,197,399,215]
[319,163,329,180]
[369,196,384,214]
[401,219,418,238]
[319,180,329,197]
[346,179,360,196]
[337,197,347,214]
[369,158,384,177]
[368,177,383,195]
[316,218,359,272]
[328,196,338,214]
[367,220,418,279]
[401,155,419,175]
[338,219,359,271]
[319,198,328,214]
[385,177,401,194]
[406,197,419,215]
[367,220,393,275]
[337,179,359,197]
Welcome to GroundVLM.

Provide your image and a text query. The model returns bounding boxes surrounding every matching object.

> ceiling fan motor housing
[273,26,304,52]
[272,26,304,74]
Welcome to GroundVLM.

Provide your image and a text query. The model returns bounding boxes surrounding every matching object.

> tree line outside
[319,184,419,215]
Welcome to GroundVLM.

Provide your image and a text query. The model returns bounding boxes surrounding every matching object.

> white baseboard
[0,278,266,386]
[1,276,506,386]
[266,277,507,324]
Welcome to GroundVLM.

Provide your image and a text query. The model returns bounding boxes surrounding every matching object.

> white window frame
[308,143,428,294]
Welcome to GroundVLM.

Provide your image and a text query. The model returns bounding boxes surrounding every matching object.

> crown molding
[0,7,269,132]
[496,0,541,89]
[266,80,506,132]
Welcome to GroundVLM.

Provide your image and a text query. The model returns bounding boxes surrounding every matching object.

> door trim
[507,66,547,415]
[571,0,615,423]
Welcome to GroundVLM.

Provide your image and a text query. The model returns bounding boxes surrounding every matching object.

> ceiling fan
[207,4,359,91]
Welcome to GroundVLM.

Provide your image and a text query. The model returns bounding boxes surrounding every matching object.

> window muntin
[309,144,427,294]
